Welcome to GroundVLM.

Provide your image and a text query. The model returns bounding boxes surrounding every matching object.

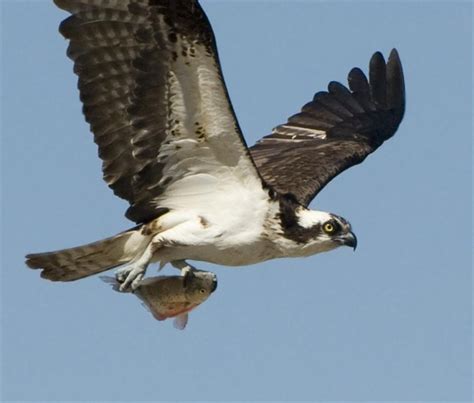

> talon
[115,264,146,292]
[181,266,191,277]
[116,271,125,284]
[131,273,144,291]
[182,267,195,288]
[119,275,133,292]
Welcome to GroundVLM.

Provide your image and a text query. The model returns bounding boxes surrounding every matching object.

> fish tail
[99,275,122,291]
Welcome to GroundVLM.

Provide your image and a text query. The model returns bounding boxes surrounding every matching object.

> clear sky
[1,1,472,401]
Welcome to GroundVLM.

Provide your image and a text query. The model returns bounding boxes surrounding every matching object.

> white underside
[129,203,336,269]
[148,192,279,267]
[114,181,338,291]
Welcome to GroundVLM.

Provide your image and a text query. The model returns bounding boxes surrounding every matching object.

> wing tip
[387,48,404,82]
[327,80,348,94]
[347,67,369,94]
[387,48,404,80]
[370,51,386,68]
[386,48,406,116]
[369,48,405,110]
[388,48,401,64]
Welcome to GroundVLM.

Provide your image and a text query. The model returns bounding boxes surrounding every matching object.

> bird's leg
[115,247,152,292]
[115,218,202,292]
[170,260,197,276]
[171,259,198,277]
[171,260,200,286]
[115,242,158,292]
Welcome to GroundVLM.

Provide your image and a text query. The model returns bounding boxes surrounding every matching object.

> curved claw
[115,264,147,292]
[182,267,195,288]
[171,260,197,275]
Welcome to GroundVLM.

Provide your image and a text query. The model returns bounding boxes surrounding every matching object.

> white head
[278,206,357,257]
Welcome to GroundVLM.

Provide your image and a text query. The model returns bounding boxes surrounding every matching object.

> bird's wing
[249,50,405,206]
[55,0,261,223]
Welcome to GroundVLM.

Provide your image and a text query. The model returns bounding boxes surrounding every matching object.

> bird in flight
[26,0,405,292]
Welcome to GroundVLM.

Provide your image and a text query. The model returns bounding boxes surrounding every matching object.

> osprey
[26,0,405,292]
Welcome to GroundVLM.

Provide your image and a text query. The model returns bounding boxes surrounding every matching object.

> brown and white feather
[26,228,149,281]
[55,0,261,224]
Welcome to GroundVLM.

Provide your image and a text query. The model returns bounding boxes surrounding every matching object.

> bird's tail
[26,227,150,282]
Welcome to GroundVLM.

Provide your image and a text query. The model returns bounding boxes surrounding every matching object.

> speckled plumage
[55,0,257,224]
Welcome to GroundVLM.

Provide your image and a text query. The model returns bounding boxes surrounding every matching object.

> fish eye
[199,289,206,294]
[323,222,335,234]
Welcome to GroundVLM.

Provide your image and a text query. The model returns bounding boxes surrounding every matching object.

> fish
[101,270,217,330]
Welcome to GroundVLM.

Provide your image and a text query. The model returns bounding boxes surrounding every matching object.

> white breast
[152,192,281,267]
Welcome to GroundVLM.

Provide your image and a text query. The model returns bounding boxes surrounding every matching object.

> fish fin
[139,302,152,314]
[150,308,167,321]
[138,302,166,321]
[173,313,188,330]
[100,276,120,292]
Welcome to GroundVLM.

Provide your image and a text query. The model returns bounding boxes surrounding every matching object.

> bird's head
[292,208,357,254]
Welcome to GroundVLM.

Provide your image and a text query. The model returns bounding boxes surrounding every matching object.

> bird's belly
[148,203,279,267]
[158,240,276,267]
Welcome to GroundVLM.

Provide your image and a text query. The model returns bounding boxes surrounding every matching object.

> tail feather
[26,228,149,282]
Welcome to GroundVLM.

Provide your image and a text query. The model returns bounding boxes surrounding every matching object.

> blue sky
[1,1,472,401]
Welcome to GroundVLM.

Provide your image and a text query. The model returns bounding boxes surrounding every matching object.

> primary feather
[250,49,405,206]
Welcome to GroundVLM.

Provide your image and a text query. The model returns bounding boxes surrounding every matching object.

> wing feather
[250,49,405,206]
[54,0,261,223]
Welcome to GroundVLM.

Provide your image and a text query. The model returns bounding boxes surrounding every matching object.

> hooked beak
[341,231,358,250]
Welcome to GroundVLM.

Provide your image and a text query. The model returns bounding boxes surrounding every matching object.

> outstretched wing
[54,0,261,223]
[250,49,405,206]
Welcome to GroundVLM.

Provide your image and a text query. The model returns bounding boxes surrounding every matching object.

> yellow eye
[323,222,335,234]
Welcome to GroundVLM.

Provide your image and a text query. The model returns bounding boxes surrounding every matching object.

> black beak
[342,231,358,250]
